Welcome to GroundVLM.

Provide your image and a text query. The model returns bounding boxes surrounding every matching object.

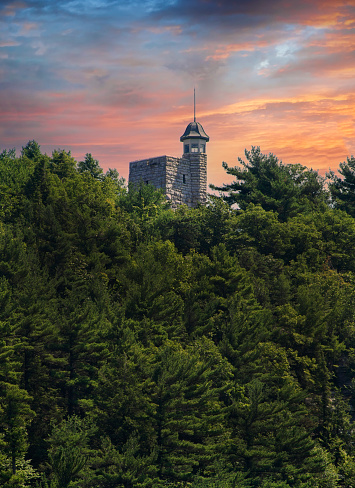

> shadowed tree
[46,416,96,488]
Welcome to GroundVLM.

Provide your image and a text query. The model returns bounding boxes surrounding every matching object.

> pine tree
[148,340,231,483]
[211,146,326,221]
[328,156,355,217]
[46,415,96,488]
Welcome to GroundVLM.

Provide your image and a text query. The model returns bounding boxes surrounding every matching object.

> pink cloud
[0,40,20,47]
[205,40,270,61]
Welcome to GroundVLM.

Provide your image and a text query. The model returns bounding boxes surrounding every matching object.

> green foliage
[21,141,42,161]
[211,146,326,221]
[1,141,355,488]
[120,182,170,221]
[0,456,39,488]
[148,340,231,482]
[328,157,355,217]
[78,154,103,179]
[46,415,96,488]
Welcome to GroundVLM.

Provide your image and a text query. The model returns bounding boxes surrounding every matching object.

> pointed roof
[180,121,209,142]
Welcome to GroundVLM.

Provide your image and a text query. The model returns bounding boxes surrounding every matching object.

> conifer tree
[46,416,96,488]
[328,156,355,217]
[148,340,231,483]
[211,146,326,221]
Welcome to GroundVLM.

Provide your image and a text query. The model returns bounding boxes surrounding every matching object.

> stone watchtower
[129,96,209,208]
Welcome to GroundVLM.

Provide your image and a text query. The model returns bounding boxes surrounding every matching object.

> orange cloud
[308,33,355,51]
[205,40,269,60]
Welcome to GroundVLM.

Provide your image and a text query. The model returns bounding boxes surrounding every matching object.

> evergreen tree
[78,154,103,180]
[211,147,326,221]
[0,290,35,478]
[149,340,231,483]
[1,141,355,487]
[328,156,355,217]
[21,141,42,161]
[46,416,96,488]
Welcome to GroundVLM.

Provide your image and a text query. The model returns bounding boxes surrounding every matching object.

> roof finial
[194,87,196,122]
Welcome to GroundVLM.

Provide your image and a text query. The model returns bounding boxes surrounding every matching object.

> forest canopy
[1,141,355,488]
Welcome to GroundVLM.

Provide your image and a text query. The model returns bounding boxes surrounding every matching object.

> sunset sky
[1,0,355,186]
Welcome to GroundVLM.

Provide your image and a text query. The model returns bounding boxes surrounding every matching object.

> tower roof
[180,121,209,142]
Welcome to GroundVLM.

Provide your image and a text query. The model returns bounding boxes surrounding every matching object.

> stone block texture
[129,153,207,208]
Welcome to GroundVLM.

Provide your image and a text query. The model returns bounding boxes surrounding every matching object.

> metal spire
[194,87,196,122]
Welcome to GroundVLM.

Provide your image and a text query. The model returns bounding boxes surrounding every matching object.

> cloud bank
[0,0,354,183]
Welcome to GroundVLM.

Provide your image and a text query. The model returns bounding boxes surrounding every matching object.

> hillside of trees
[1,141,355,488]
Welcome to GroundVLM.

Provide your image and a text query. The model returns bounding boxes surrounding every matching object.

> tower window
[191,144,198,153]
[184,144,189,153]
[183,174,186,184]
[200,144,205,153]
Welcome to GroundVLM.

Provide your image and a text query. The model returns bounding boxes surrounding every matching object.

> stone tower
[180,119,209,207]
[129,100,209,208]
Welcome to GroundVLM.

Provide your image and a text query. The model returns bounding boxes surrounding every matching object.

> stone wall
[182,153,207,207]
[129,156,168,191]
[129,153,207,208]
[165,156,192,207]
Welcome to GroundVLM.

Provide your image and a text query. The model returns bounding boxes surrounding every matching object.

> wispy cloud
[0,0,354,183]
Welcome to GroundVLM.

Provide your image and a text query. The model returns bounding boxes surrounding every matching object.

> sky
[0,0,355,186]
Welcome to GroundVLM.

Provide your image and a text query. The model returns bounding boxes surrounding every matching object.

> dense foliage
[1,141,355,488]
